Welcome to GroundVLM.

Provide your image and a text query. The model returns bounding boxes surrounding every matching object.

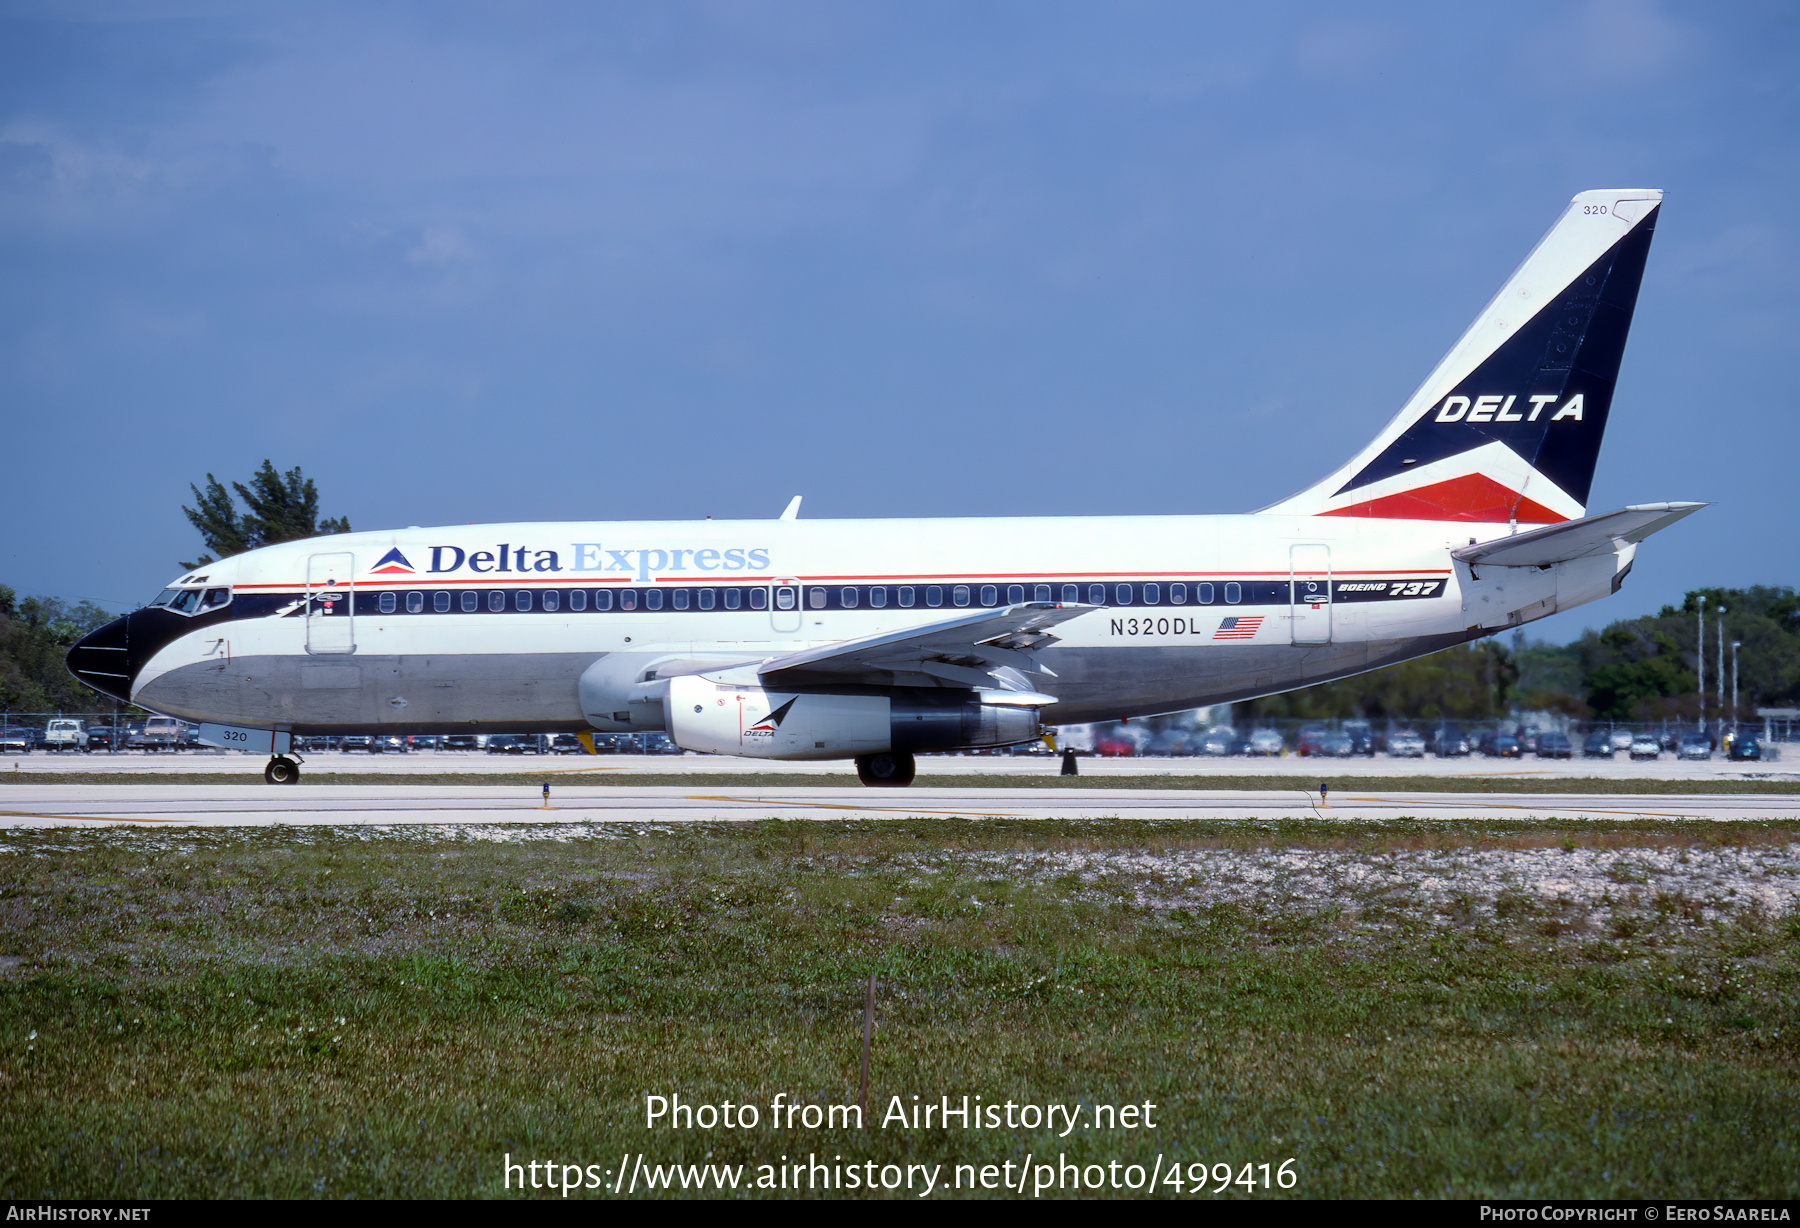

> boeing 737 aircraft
[69,188,1700,786]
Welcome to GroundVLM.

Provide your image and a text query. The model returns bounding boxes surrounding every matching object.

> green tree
[0,585,119,713]
[181,461,351,569]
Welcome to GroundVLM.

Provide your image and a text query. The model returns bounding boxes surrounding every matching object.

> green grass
[1,818,1796,1199]
[4,770,1798,793]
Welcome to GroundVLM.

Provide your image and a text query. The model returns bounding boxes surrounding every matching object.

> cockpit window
[199,588,231,611]
[169,589,203,615]
[151,589,179,607]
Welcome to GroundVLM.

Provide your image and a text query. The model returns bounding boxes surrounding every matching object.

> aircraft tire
[264,756,300,785]
[856,751,915,788]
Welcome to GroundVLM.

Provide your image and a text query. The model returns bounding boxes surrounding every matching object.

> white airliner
[69,189,1700,786]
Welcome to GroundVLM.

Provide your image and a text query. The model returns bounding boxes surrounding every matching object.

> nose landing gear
[264,756,301,785]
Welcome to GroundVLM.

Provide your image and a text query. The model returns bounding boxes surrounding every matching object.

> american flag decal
[1213,615,1264,640]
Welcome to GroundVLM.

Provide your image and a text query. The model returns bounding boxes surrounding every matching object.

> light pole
[1717,608,1727,742]
[1696,595,1706,733]
[1731,640,1741,738]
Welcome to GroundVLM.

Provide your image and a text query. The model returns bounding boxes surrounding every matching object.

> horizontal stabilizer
[1451,502,1706,568]
[757,602,1092,691]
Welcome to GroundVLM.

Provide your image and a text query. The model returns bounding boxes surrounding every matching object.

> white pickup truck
[44,719,87,752]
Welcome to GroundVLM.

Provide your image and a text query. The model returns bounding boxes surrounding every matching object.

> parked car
[1431,724,1472,757]
[0,727,35,754]
[487,734,544,754]
[550,733,589,754]
[1583,730,1615,758]
[1342,720,1376,756]
[1727,734,1763,762]
[1315,732,1354,757]
[643,732,683,755]
[339,735,373,752]
[1197,726,1237,757]
[1610,730,1636,753]
[1244,728,1285,757]
[1628,734,1662,761]
[410,735,443,751]
[1535,731,1573,759]
[1295,725,1329,757]
[43,718,87,752]
[1387,729,1427,758]
[443,734,479,751]
[86,725,122,751]
[129,716,184,751]
[1479,732,1521,758]
[1675,733,1712,761]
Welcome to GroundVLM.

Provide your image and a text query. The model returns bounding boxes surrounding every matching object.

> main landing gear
[855,751,915,787]
[264,756,301,785]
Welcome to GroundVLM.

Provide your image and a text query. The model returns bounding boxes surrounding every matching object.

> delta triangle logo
[745,697,797,734]
[370,547,416,576]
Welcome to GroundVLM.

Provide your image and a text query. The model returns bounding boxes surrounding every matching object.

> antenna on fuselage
[779,495,803,521]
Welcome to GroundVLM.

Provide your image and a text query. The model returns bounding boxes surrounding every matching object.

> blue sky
[3,1,1795,644]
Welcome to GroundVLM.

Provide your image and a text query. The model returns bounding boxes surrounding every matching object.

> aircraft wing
[1451,502,1707,569]
[753,602,1094,697]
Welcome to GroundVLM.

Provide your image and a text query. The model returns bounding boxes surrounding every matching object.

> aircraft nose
[66,614,134,704]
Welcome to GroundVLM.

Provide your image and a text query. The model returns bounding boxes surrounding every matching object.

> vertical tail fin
[1261,189,1661,523]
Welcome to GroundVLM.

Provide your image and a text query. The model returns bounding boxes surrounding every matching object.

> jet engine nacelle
[666,675,1040,761]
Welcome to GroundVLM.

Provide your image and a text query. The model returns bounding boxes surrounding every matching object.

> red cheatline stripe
[235,568,1449,591]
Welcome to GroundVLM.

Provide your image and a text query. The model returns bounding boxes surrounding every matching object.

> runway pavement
[0,783,1793,827]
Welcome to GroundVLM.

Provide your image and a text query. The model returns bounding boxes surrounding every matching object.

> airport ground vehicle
[43,719,87,752]
[1535,731,1573,759]
[1629,734,1662,761]
[66,190,1700,787]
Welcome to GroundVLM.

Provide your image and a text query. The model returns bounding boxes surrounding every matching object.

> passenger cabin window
[515,591,532,611]
[808,588,826,609]
[1008,585,1025,604]
[840,587,858,608]
[749,588,767,610]
[569,590,587,611]
[698,589,715,610]
[1225,582,1242,604]
[619,590,636,611]
[1035,585,1051,603]
[723,589,741,610]
[461,591,479,612]
[542,591,559,613]
[1062,584,1079,603]
[1197,582,1214,604]
[672,590,689,611]
[1142,583,1159,605]
[898,586,915,607]
[407,592,424,613]
[434,591,451,613]
[953,585,970,607]
[1115,584,1132,605]
[378,592,397,614]
[980,585,997,606]
[775,587,796,610]
[926,586,943,607]
[594,590,613,610]
[1088,583,1106,605]
[869,587,887,608]
[645,590,663,611]
[1169,583,1186,604]
[487,591,505,612]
